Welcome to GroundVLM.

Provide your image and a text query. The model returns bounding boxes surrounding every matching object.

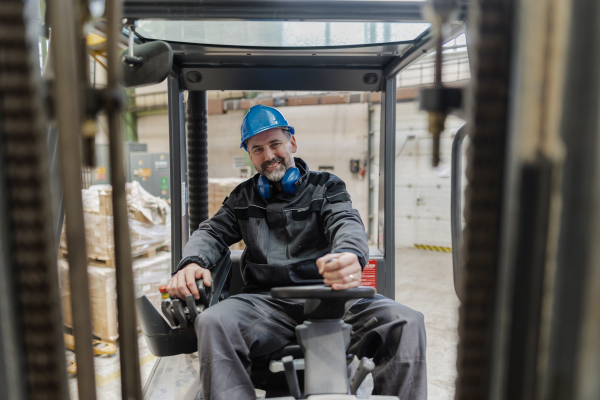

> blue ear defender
[257,167,301,199]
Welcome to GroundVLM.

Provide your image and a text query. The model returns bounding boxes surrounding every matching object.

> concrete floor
[68,247,459,399]
[395,247,459,400]
[67,335,158,400]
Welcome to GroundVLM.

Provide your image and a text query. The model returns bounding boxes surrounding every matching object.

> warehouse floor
[394,247,459,400]
[67,247,459,399]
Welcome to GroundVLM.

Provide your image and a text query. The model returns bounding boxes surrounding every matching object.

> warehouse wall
[391,102,467,248]
[135,95,467,248]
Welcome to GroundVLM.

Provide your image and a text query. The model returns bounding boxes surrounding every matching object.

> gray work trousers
[194,293,427,400]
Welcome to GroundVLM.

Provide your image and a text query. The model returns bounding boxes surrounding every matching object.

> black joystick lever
[195,279,210,308]
[172,299,188,328]
[185,295,199,321]
[350,357,375,395]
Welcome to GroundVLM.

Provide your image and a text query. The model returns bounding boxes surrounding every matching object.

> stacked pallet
[58,182,172,341]
[59,252,172,343]
[60,182,171,266]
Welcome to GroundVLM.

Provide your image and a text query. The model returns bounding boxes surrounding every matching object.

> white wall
[393,101,467,248]
[136,113,170,153]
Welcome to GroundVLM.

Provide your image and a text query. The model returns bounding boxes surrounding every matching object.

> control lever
[185,280,209,323]
[172,299,188,328]
[185,294,199,322]
[350,357,375,395]
[282,355,302,400]
[196,279,210,307]
[159,285,177,327]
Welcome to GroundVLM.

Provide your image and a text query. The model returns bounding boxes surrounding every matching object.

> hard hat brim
[240,124,295,150]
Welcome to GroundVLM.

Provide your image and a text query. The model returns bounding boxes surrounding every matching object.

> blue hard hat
[240,105,295,150]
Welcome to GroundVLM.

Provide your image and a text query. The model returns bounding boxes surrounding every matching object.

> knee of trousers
[194,305,234,336]
[386,302,426,334]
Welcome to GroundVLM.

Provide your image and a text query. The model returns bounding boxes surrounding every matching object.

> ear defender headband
[257,167,301,199]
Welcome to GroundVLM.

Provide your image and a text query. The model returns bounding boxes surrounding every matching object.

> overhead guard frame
[123,0,430,22]
[155,5,465,300]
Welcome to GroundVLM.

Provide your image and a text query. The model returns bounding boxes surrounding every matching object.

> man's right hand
[167,263,212,300]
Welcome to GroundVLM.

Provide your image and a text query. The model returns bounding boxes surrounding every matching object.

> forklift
[1,0,600,400]
[123,5,466,398]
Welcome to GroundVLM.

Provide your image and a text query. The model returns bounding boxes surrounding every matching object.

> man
[167,105,427,400]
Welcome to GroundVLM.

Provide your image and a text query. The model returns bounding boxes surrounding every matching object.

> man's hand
[167,263,212,300]
[317,252,362,290]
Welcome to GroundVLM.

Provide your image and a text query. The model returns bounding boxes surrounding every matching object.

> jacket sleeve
[174,195,242,274]
[320,179,369,268]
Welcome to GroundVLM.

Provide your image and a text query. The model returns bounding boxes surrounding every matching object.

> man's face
[247,128,297,182]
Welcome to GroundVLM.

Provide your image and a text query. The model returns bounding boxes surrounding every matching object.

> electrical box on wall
[350,159,360,173]
[90,142,148,186]
[130,152,170,199]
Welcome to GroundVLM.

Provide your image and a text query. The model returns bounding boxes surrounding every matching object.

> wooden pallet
[59,245,159,267]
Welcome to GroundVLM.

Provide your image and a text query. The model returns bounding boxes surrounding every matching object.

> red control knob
[159,285,168,294]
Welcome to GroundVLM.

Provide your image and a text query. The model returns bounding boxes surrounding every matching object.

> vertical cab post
[377,77,397,299]
[168,69,189,272]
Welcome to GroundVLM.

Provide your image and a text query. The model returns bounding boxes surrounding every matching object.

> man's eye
[254,148,262,153]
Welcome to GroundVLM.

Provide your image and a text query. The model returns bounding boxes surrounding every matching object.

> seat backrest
[228,248,246,297]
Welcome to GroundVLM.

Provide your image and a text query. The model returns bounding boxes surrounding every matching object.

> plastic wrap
[61,182,170,261]
[126,181,170,225]
[81,214,171,260]
[59,252,172,342]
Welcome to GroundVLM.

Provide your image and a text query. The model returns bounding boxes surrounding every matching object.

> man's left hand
[317,252,362,290]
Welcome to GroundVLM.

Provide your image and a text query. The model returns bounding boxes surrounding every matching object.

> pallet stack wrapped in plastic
[58,252,172,343]
[58,181,172,341]
[60,181,171,265]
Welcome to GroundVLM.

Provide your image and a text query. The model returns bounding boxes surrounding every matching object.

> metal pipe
[128,25,134,58]
[48,0,98,397]
[450,124,466,302]
[105,0,143,397]
[187,91,209,235]
[434,34,443,84]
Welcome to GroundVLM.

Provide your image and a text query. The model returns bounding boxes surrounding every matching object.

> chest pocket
[234,205,267,220]
[287,199,326,256]
[234,205,267,254]
[291,199,322,221]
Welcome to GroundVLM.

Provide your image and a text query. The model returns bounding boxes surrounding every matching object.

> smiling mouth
[265,161,280,170]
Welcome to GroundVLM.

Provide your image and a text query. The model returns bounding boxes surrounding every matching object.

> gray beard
[262,163,287,182]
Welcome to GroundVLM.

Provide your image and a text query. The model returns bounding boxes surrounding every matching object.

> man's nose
[265,147,276,160]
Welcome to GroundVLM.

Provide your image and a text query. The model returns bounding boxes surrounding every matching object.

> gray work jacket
[176,158,369,293]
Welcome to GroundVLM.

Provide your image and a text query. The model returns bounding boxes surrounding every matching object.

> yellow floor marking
[414,244,453,252]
